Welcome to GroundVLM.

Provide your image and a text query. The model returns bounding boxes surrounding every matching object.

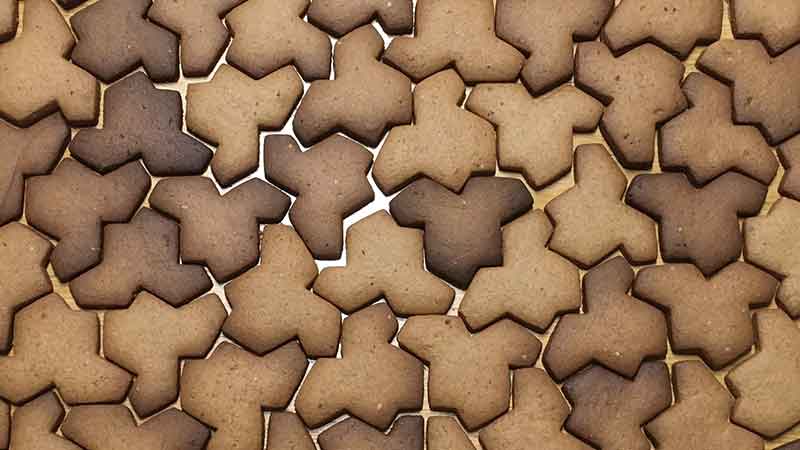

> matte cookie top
[731,0,800,55]
[779,136,800,201]
[0,0,15,42]
[265,413,315,450]
[5,392,80,450]
[307,0,413,37]
[318,416,424,450]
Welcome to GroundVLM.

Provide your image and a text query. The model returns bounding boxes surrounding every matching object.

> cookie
[659,72,778,185]
[479,368,591,450]
[575,42,686,168]
[0,294,131,405]
[70,0,178,83]
[602,0,722,58]
[307,0,413,37]
[6,392,79,450]
[779,136,800,201]
[318,416,424,450]
[0,0,15,43]
[224,225,341,357]
[427,417,476,450]
[460,210,581,332]
[0,399,6,449]
[26,159,150,282]
[181,342,308,450]
[731,0,800,55]
[187,64,303,187]
[103,293,226,417]
[56,0,87,9]
[779,442,800,450]
[374,69,497,195]
[398,316,541,430]
[264,134,374,260]
[265,413,315,450]
[0,0,99,127]
[645,361,764,450]
[149,176,290,282]
[562,362,671,450]
[295,303,423,430]
[389,177,533,289]
[293,25,412,147]
[147,0,245,77]
[466,83,603,189]
[495,0,614,94]
[545,144,658,268]
[698,40,800,144]
[384,0,524,83]
[69,208,213,309]
[70,72,212,177]
[314,211,455,316]
[726,309,800,437]
[634,262,777,369]
[627,172,767,275]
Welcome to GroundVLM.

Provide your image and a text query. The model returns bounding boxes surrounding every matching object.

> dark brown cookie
[70,72,211,177]
[731,0,800,55]
[293,24,412,147]
[627,172,767,275]
[384,0,524,83]
[70,0,178,83]
[181,342,308,450]
[149,176,290,282]
[264,134,373,260]
[265,413,315,450]
[318,416,424,450]
[389,177,533,289]
[224,225,341,357]
[187,64,303,187]
[26,159,150,282]
[779,441,800,450]
[779,136,800,201]
[374,69,496,195]
[56,0,87,8]
[307,0,413,37]
[6,392,79,450]
[575,42,687,168]
[0,0,15,42]
[427,417,476,450]
[398,316,541,430]
[69,208,213,309]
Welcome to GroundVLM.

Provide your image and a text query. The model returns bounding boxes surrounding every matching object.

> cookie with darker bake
[731,0,800,55]
[5,392,80,450]
[427,417,476,450]
[779,136,800,201]
[308,0,413,37]
[318,416,423,450]
[0,0,15,42]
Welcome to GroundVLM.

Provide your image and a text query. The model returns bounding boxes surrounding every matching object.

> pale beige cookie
[318,416,424,450]
[6,392,80,450]
[308,0,413,37]
[427,417,476,450]
[265,413,315,450]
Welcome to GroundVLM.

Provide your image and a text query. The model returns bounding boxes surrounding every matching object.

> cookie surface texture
[265,412,316,450]
[6,392,80,450]
[427,417,476,450]
[731,0,800,54]
[318,416,424,450]
[307,0,413,36]
[779,136,800,201]
[0,0,15,42]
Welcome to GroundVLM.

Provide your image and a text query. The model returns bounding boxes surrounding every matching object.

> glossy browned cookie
[398,316,541,430]
[224,225,341,357]
[731,0,800,54]
[315,211,454,316]
[6,392,80,450]
[104,293,226,417]
[575,42,686,168]
[293,25,412,147]
[563,362,671,450]
[0,0,99,127]
[308,0,413,37]
[0,0,15,42]
[265,413,315,450]
[390,177,533,289]
[427,417,476,450]
[318,416,424,450]
[187,65,302,187]
[646,361,764,450]
[545,144,657,268]
[627,172,767,275]
[634,262,777,369]
[264,134,373,260]
[26,159,150,282]
[384,0,524,83]
[466,83,603,189]
[181,342,308,450]
[148,0,245,77]
[779,136,800,201]
[70,72,211,177]
[660,72,778,185]
[374,69,496,195]
[149,176,290,282]
[70,208,212,309]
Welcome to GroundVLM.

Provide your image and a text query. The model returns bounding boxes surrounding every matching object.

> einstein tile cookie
[318,416,423,450]
[308,0,413,37]
[265,413,315,450]
[779,136,800,201]
[731,0,800,55]
[0,0,15,42]
[427,417,476,450]
[0,399,6,449]
[6,392,80,450]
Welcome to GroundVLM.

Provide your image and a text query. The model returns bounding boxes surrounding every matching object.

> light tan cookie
[318,416,424,450]
[181,342,308,450]
[264,134,374,260]
[308,0,413,37]
[384,0,524,83]
[0,0,15,42]
[265,413,315,450]
[398,316,541,430]
[6,392,79,450]
[731,0,800,55]
[224,225,341,357]
[293,25,412,147]
[374,69,497,195]
[427,417,476,450]
[545,144,658,268]
[187,64,303,187]
[779,136,800,201]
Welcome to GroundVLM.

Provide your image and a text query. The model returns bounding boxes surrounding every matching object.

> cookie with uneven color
[26,159,150,282]
[575,42,686,168]
[779,442,800,450]
[398,316,541,430]
[731,0,800,54]
[264,134,373,260]
[6,392,79,450]
[293,25,412,147]
[374,69,496,195]
[318,416,424,450]
[149,176,290,282]
[627,172,767,275]
[187,64,303,186]
[224,225,341,357]
[266,413,315,450]
[427,417,476,450]
[308,0,413,37]
[104,293,226,417]
[56,0,87,9]
[0,0,15,42]
[70,208,212,309]
[181,342,308,450]
[466,83,603,189]
[390,177,533,289]
[779,136,800,201]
